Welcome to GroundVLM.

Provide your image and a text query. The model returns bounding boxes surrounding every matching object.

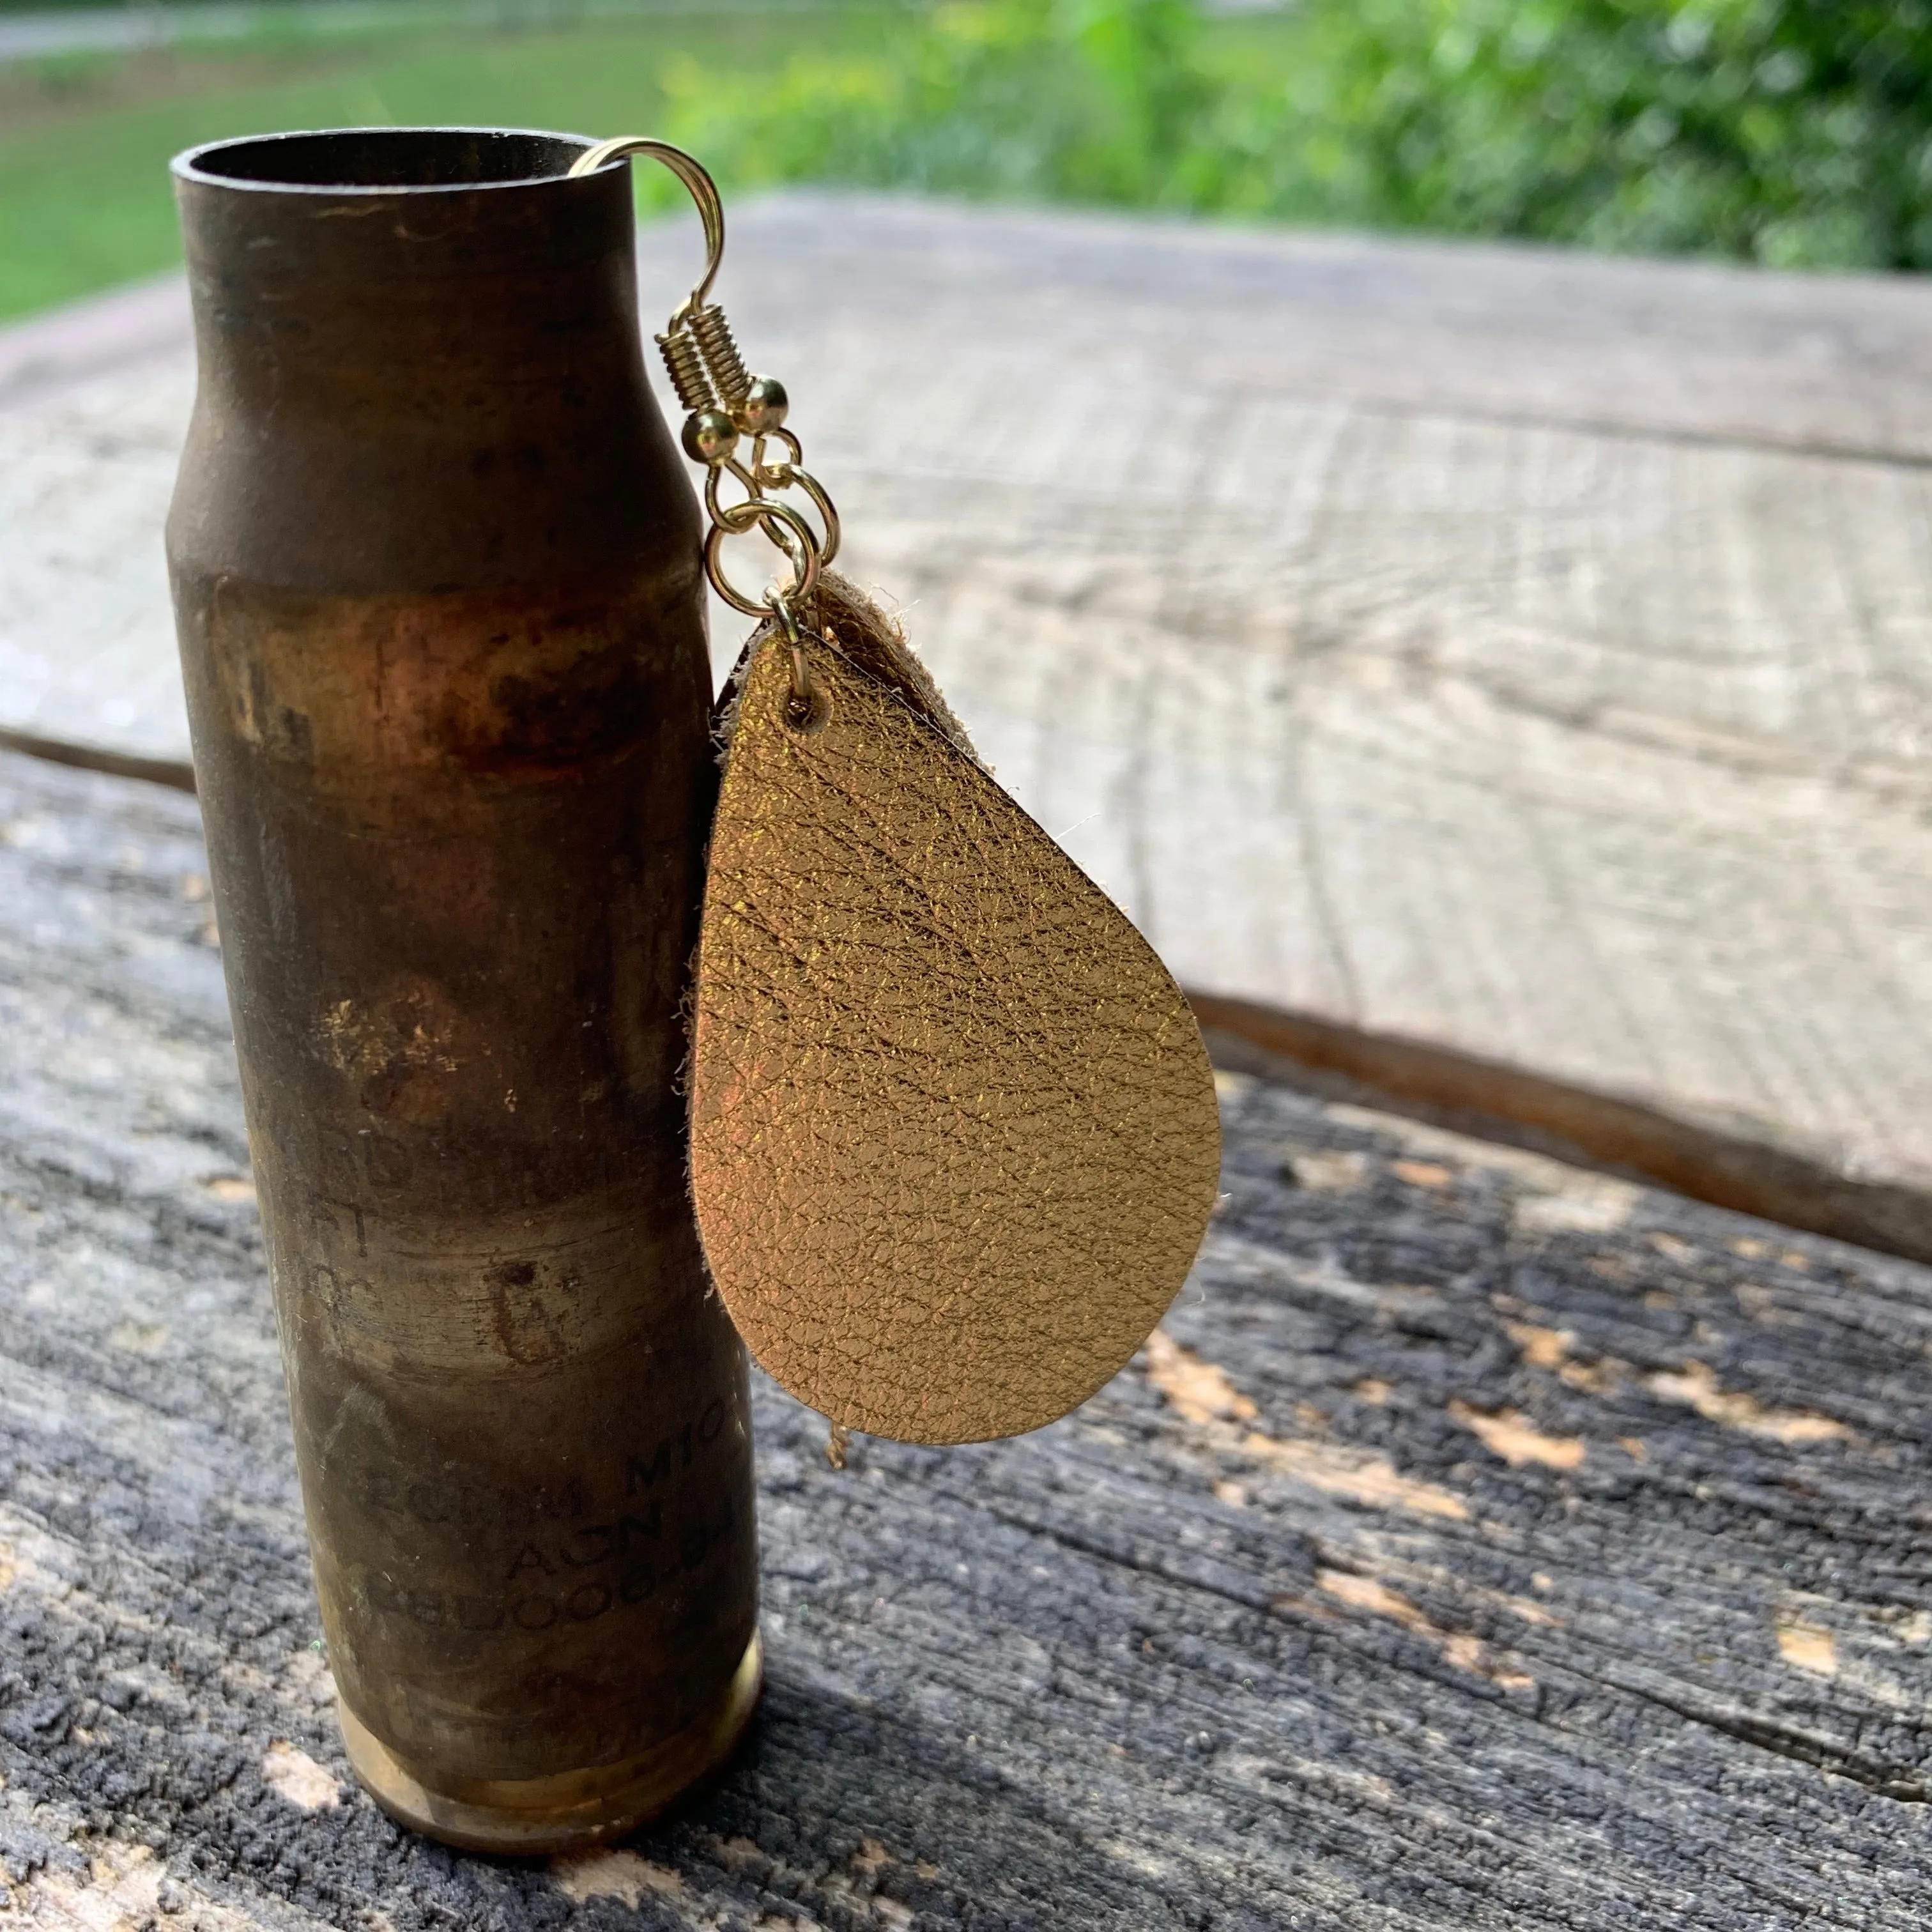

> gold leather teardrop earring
[573,138,1223,1446]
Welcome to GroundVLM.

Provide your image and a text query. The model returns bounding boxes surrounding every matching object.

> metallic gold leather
[689,584,1222,1445]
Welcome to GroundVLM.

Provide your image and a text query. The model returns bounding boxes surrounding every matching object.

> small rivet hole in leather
[785,681,834,737]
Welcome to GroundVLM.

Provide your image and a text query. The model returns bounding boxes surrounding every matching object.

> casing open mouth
[172,126,606,194]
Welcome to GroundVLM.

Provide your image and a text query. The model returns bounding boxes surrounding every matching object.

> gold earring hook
[567,135,724,321]
[572,132,839,625]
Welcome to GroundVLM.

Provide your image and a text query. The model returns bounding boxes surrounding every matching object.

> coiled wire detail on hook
[569,134,841,627]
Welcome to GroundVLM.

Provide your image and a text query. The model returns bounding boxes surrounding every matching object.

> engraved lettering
[351,1437,744,1644]
[355,1491,742,1638]
[361,1473,587,1530]
[617,1505,661,1552]
[625,1441,673,1494]
[308,1190,369,1257]
[505,1543,555,1581]
[566,1582,612,1622]
[490,1261,570,1366]
[561,1525,613,1568]
[304,1260,377,1324]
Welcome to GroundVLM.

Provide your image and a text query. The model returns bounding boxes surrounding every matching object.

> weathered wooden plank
[0,346,194,767]
[1,748,1931,1929]
[713,204,1932,1254]
[710,193,1932,463]
[20,200,1932,455]
[0,273,187,418]
[7,199,1932,1257]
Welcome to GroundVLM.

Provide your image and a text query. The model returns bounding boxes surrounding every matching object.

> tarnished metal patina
[165,128,758,1853]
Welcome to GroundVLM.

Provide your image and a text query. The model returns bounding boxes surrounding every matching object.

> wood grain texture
[0,349,194,768]
[0,274,188,418]
[6,198,1932,1252]
[681,195,1932,465]
[4,756,1932,1929]
[690,199,1932,1253]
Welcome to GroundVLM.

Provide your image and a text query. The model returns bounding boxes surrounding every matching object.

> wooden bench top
[3,193,1931,1264]
[1,745,1929,1928]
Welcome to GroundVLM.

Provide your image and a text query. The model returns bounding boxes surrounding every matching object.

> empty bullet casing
[166,127,759,1853]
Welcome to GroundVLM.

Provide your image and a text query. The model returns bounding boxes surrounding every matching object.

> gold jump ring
[705,497,822,617]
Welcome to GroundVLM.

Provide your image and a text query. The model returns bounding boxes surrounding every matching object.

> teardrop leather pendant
[688,578,1222,1445]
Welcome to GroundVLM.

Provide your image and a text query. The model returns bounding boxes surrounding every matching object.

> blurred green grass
[0,9,904,319]
[8,0,1932,325]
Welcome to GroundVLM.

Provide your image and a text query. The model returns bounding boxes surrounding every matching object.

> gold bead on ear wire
[682,408,740,465]
[571,137,834,615]
[737,374,788,435]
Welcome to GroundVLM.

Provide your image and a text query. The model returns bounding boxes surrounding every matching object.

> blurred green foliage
[5,0,1932,323]
[665,0,1932,270]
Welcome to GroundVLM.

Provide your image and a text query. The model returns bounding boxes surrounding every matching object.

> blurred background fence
[6,0,1932,323]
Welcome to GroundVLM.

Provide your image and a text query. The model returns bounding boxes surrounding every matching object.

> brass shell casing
[165,128,758,1851]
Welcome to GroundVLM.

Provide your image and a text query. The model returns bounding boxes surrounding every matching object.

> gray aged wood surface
[3,747,1932,1929]
[4,197,1932,1260]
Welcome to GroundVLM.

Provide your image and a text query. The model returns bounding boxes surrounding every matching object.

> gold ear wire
[573,133,840,622]
[568,135,724,317]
